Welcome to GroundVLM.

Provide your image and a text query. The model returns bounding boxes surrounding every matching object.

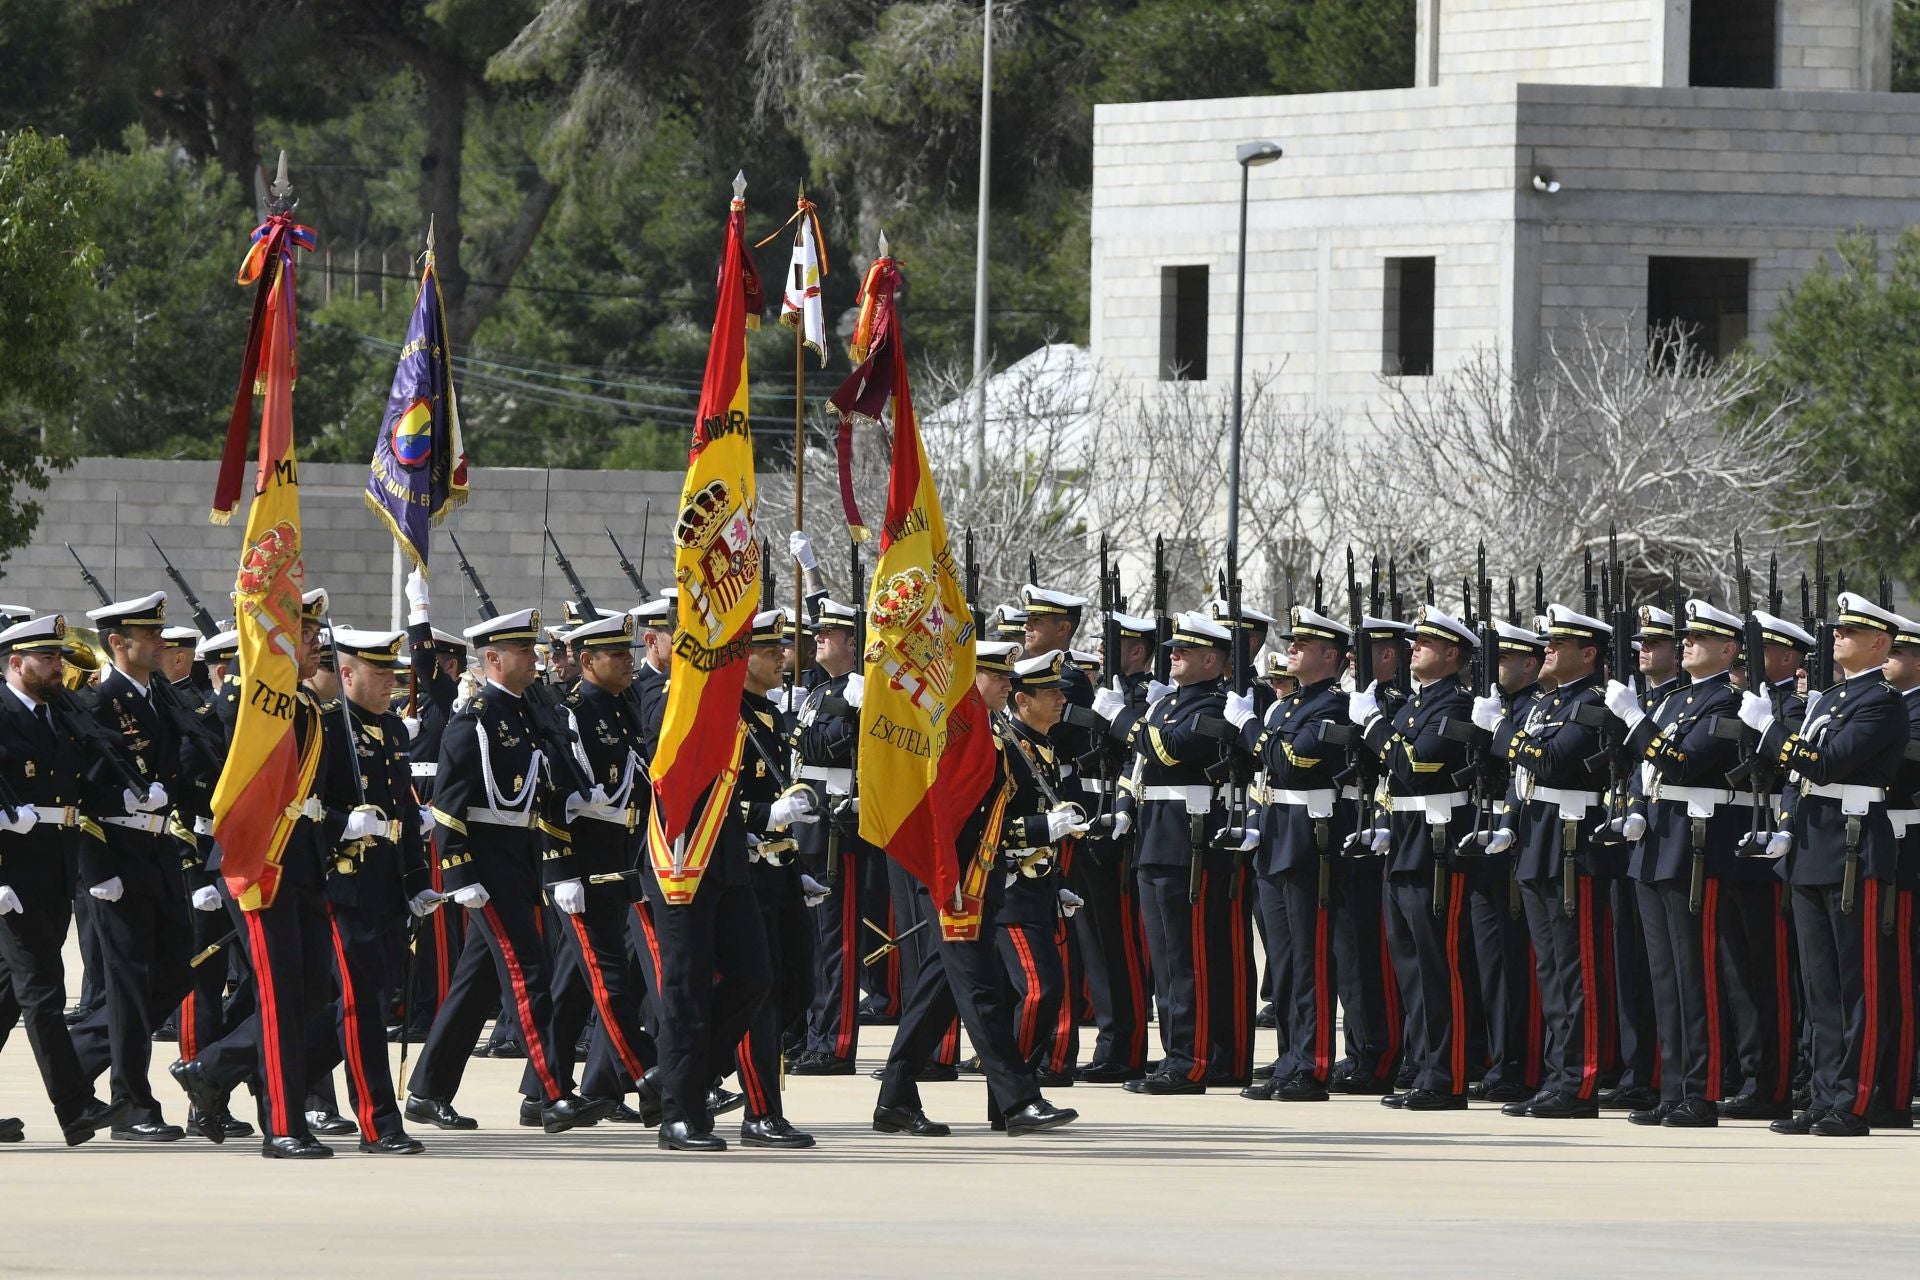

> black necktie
[34,702,54,742]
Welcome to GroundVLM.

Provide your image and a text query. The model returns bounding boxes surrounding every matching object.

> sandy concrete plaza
[3,1024,1918,1278]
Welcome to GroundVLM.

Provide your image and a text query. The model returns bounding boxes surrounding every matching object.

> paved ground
[3,1026,1918,1277]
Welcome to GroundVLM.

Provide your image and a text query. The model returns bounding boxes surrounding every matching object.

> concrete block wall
[1427,0,1662,87]
[0,457,717,635]
[1779,1,1887,92]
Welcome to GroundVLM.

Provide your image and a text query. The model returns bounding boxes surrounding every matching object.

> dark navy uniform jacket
[1503,673,1610,881]
[1238,676,1352,877]
[1759,667,1908,887]
[1115,677,1229,873]
[1359,673,1473,876]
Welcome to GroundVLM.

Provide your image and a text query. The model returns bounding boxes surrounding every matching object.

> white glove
[1471,695,1505,733]
[191,885,222,912]
[788,529,820,572]
[769,791,818,829]
[769,687,791,713]
[1760,829,1791,859]
[1224,689,1256,730]
[405,569,431,626]
[550,878,586,915]
[341,808,387,842]
[1737,690,1775,734]
[843,672,865,708]
[402,715,422,740]
[89,877,124,903]
[0,886,21,915]
[800,873,832,907]
[1484,828,1515,855]
[1044,806,1090,843]
[1350,827,1392,855]
[298,795,325,822]
[1603,679,1645,731]
[1347,681,1380,726]
[1108,810,1132,838]
[451,688,472,715]
[451,883,490,909]
[1228,825,1260,852]
[0,804,38,836]
[144,783,168,810]
[408,890,444,918]
[1146,679,1176,705]
[1057,887,1085,918]
[1091,686,1126,722]
[418,806,436,836]
[1612,813,1647,842]
[564,785,611,824]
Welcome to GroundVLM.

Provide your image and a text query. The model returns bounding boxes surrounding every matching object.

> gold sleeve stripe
[1147,725,1178,767]
[430,808,467,836]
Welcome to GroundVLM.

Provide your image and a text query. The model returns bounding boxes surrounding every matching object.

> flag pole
[792,187,809,693]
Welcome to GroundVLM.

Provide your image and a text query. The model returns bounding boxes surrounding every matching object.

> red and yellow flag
[837,255,1000,940]
[646,177,765,903]
[210,211,321,910]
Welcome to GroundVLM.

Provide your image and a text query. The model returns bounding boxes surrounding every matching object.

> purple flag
[365,258,467,570]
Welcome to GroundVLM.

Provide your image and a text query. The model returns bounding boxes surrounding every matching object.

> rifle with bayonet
[1152,536,1172,684]
[1212,555,1253,901]
[147,536,220,637]
[1731,535,1772,891]
[606,515,650,597]
[64,545,223,753]
[545,527,600,620]
[1341,547,1379,864]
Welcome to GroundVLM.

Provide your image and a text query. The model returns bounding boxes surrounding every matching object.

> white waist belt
[467,806,538,829]
[1080,777,1112,795]
[192,816,215,836]
[574,802,638,829]
[1526,786,1602,821]
[1801,781,1886,815]
[1266,788,1348,819]
[798,765,853,794]
[411,762,438,779]
[1140,785,1227,809]
[14,805,84,829]
[1653,784,1732,819]
[1887,807,1920,838]
[1388,791,1470,823]
[98,813,168,835]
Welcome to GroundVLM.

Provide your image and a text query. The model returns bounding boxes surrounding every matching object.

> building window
[1647,256,1750,367]
[1690,0,1776,89]
[1159,265,1209,381]
[1383,256,1435,377]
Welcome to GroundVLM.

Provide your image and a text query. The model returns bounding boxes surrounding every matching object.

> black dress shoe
[917,1063,959,1083]
[220,1115,255,1139]
[1252,1062,1278,1082]
[542,1094,614,1134]
[0,1116,24,1143]
[61,1097,131,1148]
[658,1119,727,1151]
[1628,1102,1675,1125]
[1074,1061,1144,1084]
[359,1132,426,1154]
[169,1060,230,1144]
[1329,1071,1394,1096]
[592,1099,647,1124]
[112,1121,185,1142]
[873,1104,951,1137]
[1480,1081,1536,1104]
[305,1109,358,1137]
[1600,1086,1659,1111]
[404,1096,477,1131]
[1500,1093,1541,1117]
[1033,1068,1075,1088]
[1122,1069,1205,1096]
[740,1115,816,1149]
[518,1099,545,1128]
[707,1085,745,1117]
[262,1135,333,1159]
[488,1040,527,1060]
[1718,1092,1791,1121]
[788,1052,856,1076]
[1240,1078,1276,1100]
[1273,1073,1330,1103]
[1379,1092,1408,1108]
[1812,1109,1871,1137]
[1003,1098,1078,1136]
[957,1054,984,1075]
[1770,1109,1823,1135]
[1398,1089,1468,1112]
[1255,1003,1278,1029]
[1661,1097,1718,1128]
[1527,1090,1600,1119]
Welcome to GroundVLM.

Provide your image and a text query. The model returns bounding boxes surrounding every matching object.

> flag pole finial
[425,213,435,256]
[268,149,293,214]
[732,170,747,201]
[878,230,889,257]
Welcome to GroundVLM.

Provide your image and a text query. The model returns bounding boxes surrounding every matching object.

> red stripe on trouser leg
[1377,902,1404,1079]
[1009,928,1044,1058]
[1771,885,1792,1102]
[1853,881,1882,1117]
[242,910,289,1137]
[634,902,664,984]
[1598,897,1619,1067]
[836,852,857,1058]
[1050,921,1074,1073]
[429,833,451,1002]
[1895,892,1915,1110]
[569,914,646,1080]
[178,993,198,1062]
[1701,882,1723,1101]
[1576,878,1601,1100]
[939,1017,959,1063]
[327,907,380,1138]
[1121,896,1149,1066]
[1445,872,1467,1093]
[737,1029,768,1115]
[1188,871,1211,1083]
[483,904,561,1101]
[1229,875,1250,1074]
[1313,903,1332,1078]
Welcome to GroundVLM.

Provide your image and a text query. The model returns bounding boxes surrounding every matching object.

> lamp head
[1236,140,1284,168]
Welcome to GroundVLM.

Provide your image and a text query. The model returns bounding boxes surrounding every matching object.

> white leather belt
[1888,808,1920,839]
[99,813,168,834]
[575,803,638,831]
[1801,781,1886,815]
[467,806,537,829]
[798,765,853,794]
[193,816,215,836]
[18,805,84,829]
[1266,787,1346,818]
[1652,784,1732,818]
[1080,777,1112,795]
[411,762,438,779]
[1524,785,1602,821]
[1140,785,1227,809]
[1388,791,1470,823]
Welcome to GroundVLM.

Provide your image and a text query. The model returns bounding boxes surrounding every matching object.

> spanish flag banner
[646,175,765,903]
[836,254,999,941]
[210,204,320,911]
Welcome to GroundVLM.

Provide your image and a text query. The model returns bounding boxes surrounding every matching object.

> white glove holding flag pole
[1604,813,1647,842]
[0,804,37,836]
[1057,888,1085,918]
[770,791,818,829]
[403,716,421,739]
[124,783,168,814]
[1603,679,1644,731]
[789,530,820,572]
[89,877,124,903]
[1224,689,1257,730]
[451,884,490,909]
[191,885,222,912]
[1108,811,1132,838]
[1470,695,1505,733]
[405,569,431,626]
[1226,825,1260,852]
[1484,828,1515,855]
[1045,806,1090,843]
[1737,690,1775,735]
[1759,830,1791,859]
[341,807,388,843]
[550,878,586,915]
[1347,681,1380,726]
[0,886,21,915]
[843,672,865,709]
[1091,683,1126,722]
[418,806,436,836]
[564,786,610,825]
[408,890,444,918]
[800,874,832,908]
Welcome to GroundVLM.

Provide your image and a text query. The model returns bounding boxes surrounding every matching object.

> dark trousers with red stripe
[859,849,899,1017]
[529,889,655,1103]
[1136,864,1211,1082]
[1874,886,1916,1115]
[803,848,861,1060]
[304,902,406,1140]
[877,884,1038,1121]
[0,885,98,1127]
[1793,879,1893,1119]
[735,876,812,1121]
[68,874,193,1126]
[1609,875,1661,1094]
[996,921,1064,1069]
[404,844,464,1034]
[1636,877,1723,1103]
[1253,872,1294,1072]
[1044,913,1083,1075]
[1384,869,1472,1095]
[1331,857,1401,1083]
[1266,867,1337,1083]
[196,885,332,1140]
[1076,845,1150,1071]
[645,876,772,1130]
[1718,880,1796,1105]
[889,856,959,1063]
[179,893,242,1063]
[1520,874,1608,1100]
[1468,856,1539,1091]
[407,895,570,1106]
[1203,862,1257,1085]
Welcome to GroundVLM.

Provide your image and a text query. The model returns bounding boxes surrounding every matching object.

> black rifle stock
[148,536,220,637]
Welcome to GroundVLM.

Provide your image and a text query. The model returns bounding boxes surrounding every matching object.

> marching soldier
[1347,605,1478,1111]
[1874,614,1920,1123]
[1226,605,1354,1102]
[401,570,471,1041]
[401,608,609,1136]
[0,614,129,1145]
[1742,591,1909,1136]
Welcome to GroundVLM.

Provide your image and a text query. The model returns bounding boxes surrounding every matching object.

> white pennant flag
[781,210,828,361]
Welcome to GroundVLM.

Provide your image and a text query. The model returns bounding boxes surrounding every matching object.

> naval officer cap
[1021,585,1088,624]
[1752,610,1814,652]
[1494,619,1546,654]
[1835,591,1903,635]
[630,596,674,626]
[813,599,859,632]
[568,611,637,650]
[463,609,541,646]
[1011,649,1068,692]
[86,590,168,631]
[975,640,1020,674]
[1412,605,1477,649]
[1287,605,1351,646]
[331,627,407,668]
[1208,599,1277,632]
[1683,599,1743,639]
[1633,605,1675,641]
[0,613,70,655]
[1105,610,1157,640]
[1163,611,1232,652]
[195,629,240,662]
[1544,603,1611,643]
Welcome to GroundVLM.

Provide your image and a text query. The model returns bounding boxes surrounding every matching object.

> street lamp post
[1229,139,1283,576]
